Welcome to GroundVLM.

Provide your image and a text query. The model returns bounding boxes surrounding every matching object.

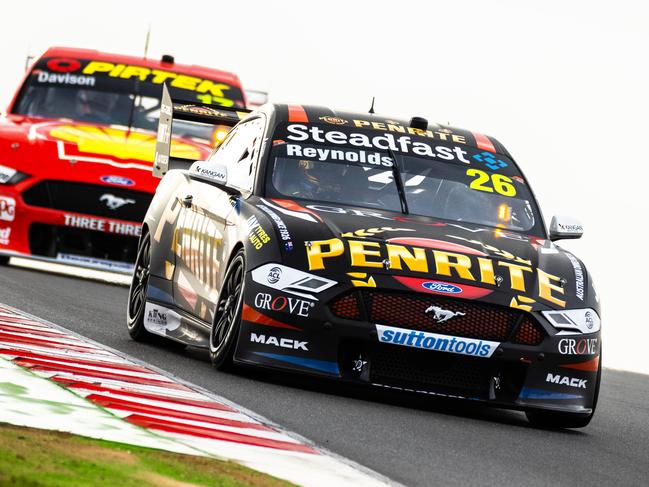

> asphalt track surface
[2,264,649,487]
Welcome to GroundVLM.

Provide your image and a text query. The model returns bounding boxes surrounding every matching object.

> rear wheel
[126,231,153,341]
[209,250,245,370]
[526,353,602,429]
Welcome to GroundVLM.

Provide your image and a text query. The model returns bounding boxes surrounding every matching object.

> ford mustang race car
[0,47,247,271]
[127,87,601,428]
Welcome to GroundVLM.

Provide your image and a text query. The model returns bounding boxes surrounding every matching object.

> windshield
[13,56,245,141]
[267,123,544,235]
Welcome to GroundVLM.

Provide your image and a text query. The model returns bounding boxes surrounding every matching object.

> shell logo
[48,125,203,162]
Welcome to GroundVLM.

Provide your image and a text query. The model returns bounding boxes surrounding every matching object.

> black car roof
[265,104,512,157]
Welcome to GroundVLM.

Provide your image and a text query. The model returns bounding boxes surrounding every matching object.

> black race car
[127,85,601,428]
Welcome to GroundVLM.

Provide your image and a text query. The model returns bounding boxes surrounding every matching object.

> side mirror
[549,215,583,240]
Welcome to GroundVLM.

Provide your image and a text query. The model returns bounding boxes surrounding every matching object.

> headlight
[542,308,600,334]
[0,164,29,185]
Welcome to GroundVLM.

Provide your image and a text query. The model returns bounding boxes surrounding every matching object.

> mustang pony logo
[425,305,466,323]
[100,193,135,210]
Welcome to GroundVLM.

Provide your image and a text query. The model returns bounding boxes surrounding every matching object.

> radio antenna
[369,96,375,114]
[143,24,151,59]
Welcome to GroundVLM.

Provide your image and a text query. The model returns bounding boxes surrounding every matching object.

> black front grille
[369,343,494,395]
[29,223,139,263]
[330,290,545,346]
[22,180,152,221]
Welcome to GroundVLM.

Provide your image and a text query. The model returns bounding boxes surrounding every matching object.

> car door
[172,118,265,322]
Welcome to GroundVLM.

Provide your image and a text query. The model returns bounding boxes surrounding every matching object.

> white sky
[2,0,648,373]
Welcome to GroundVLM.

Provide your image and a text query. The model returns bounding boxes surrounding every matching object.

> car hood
[0,116,210,192]
[255,198,597,312]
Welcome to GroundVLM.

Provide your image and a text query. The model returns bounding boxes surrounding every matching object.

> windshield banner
[29,57,245,108]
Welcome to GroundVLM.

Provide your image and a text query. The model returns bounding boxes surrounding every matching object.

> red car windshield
[12,56,245,140]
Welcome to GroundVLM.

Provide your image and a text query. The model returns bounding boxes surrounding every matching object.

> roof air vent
[409,117,428,130]
[161,54,175,65]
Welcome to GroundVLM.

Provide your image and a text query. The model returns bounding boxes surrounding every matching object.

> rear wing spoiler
[153,83,251,178]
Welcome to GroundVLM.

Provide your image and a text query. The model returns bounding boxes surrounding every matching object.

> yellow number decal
[467,169,493,192]
[492,174,516,196]
[466,169,517,197]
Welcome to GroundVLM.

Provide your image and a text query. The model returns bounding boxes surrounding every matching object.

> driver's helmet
[300,159,347,193]
[75,90,118,118]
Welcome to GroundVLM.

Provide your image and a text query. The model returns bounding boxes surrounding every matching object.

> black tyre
[209,250,245,370]
[526,353,602,429]
[0,255,9,266]
[126,231,154,341]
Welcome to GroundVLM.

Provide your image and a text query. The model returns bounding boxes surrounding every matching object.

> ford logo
[421,281,463,294]
[101,175,135,187]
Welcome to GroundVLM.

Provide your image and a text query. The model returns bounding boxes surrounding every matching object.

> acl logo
[254,292,314,317]
[558,338,598,355]
[250,333,308,351]
[546,373,587,389]
[0,197,16,222]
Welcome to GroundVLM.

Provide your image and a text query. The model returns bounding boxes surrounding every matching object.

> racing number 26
[466,169,516,197]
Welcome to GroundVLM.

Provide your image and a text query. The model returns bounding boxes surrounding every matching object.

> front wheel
[126,231,154,341]
[209,250,246,370]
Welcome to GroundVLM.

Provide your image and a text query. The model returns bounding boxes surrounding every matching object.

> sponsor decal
[267,267,282,284]
[36,58,239,107]
[63,214,142,236]
[351,119,467,144]
[56,253,134,272]
[247,215,271,250]
[0,227,10,245]
[305,204,391,220]
[319,116,348,125]
[144,302,181,334]
[100,193,135,210]
[254,292,314,318]
[307,237,563,306]
[46,124,203,164]
[424,305,465,323]
[376,324,499,358]
[250,333,308,351]
[558,223,583,233]
[472,151,508,170]
[347,272,377,287]
[192,163,227,183]
[251,263,337,300]
[542,309,600,333]
[285,124,470,163]
[284,144,394,167]
[564,252,585,301]
[340,227,415,238]
[0,196,16,222]
[558,338,598,356]
[46,58,81,72]
[36,71,96,86]
[421,282,463,295]
[0,165,17,184]
[257,204,294,251]
[259,198,319,223]
[545,373,587,389]
[100,175,135,187]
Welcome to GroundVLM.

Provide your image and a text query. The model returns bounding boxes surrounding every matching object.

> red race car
[0,47,247,272]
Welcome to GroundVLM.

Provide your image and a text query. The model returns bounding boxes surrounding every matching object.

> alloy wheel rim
[128,236,150,325]
[211,258,243,353]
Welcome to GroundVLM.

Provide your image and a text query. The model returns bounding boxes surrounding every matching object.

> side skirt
[143,300,211,347]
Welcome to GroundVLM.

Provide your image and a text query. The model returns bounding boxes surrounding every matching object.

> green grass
[0,423,294,487]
